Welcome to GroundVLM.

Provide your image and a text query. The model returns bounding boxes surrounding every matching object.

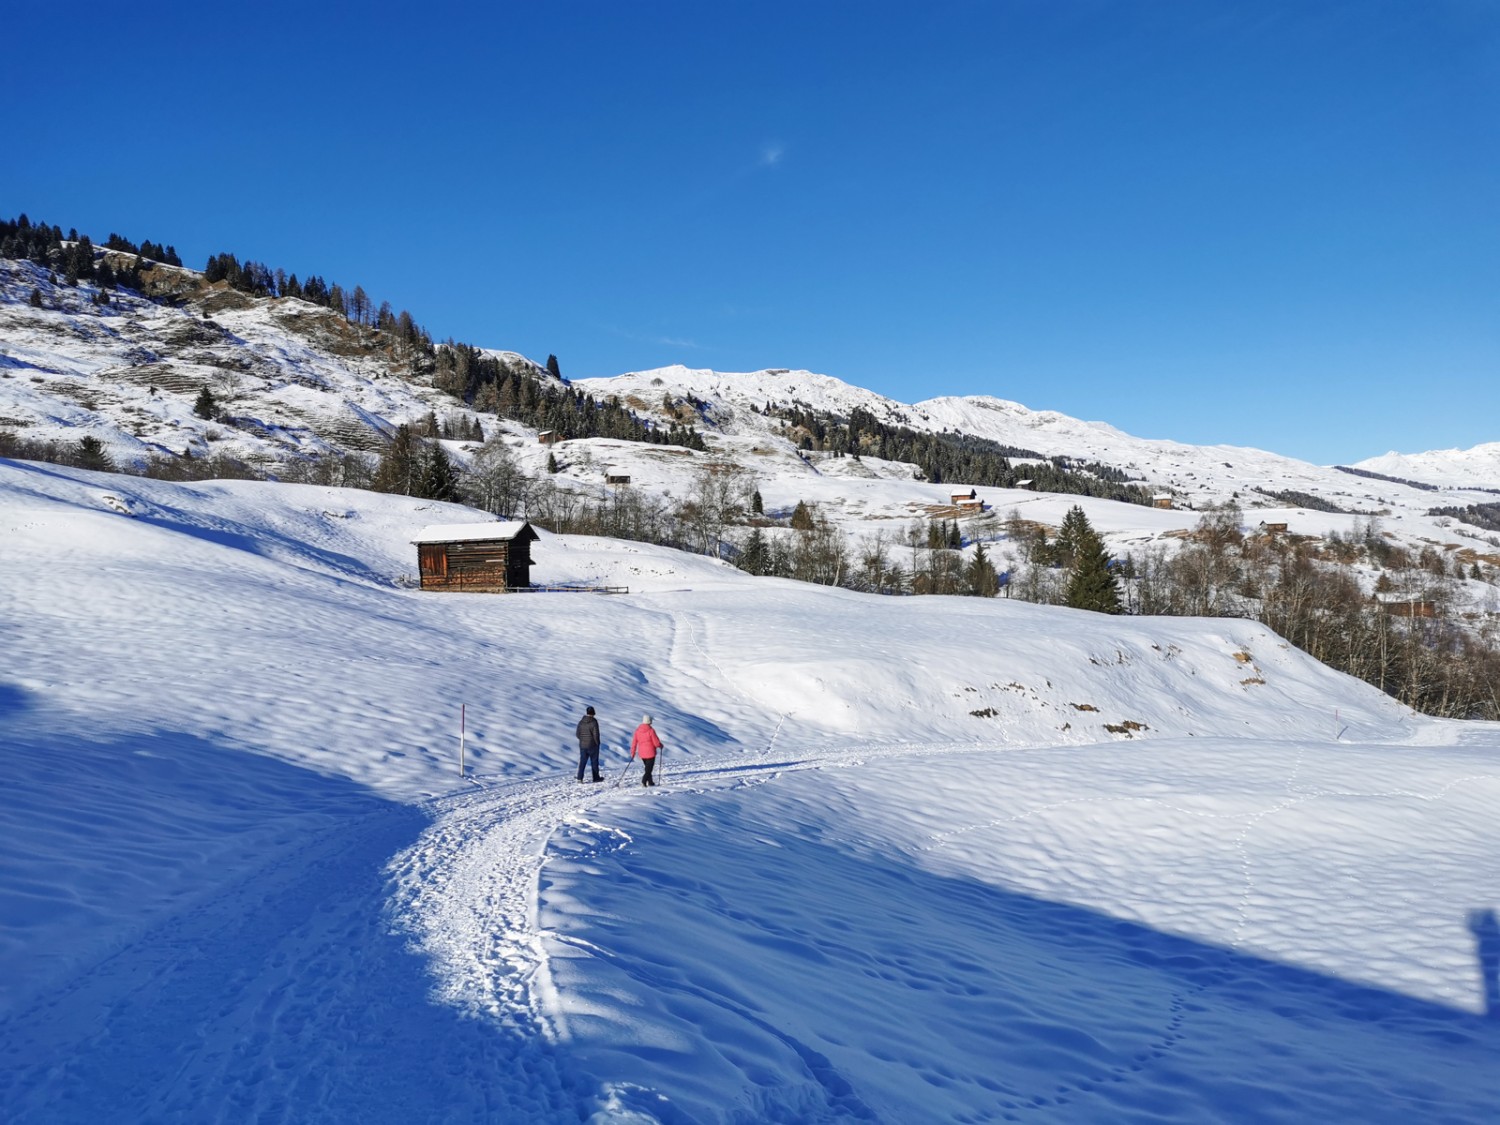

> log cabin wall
[419,541,513,591]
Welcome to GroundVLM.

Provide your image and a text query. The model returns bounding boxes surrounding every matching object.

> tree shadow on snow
[1472,909,1500,1019]
[0,726,579,1124]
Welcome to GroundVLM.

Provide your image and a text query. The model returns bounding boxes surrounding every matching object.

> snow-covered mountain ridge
[6,251,1497,523]
[1354,442,1500,491]
[5,249,1500,630]
[579,362,1500,521]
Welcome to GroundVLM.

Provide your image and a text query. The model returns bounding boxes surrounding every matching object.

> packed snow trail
[3,730,1499,1122]
[391,735,1500,1123]
[0,786,581,1124]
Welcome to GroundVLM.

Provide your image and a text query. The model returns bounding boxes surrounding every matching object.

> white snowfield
[2,460,1498,1123]
[1353,442,1500,492]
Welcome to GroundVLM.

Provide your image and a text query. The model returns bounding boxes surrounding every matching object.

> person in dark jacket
[575,706,603,782]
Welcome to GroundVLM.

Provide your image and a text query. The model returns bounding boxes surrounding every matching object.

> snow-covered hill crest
[5,251,1499,557]
[1354,442,1500,491]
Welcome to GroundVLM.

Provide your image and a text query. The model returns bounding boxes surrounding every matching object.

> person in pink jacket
[630,715,663,787]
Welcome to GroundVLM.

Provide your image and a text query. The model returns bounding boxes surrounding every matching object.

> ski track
[0,728,903,1123]
[5,734,1498,1122]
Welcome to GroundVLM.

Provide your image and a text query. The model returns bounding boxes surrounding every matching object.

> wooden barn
[412,521,538,592]
[949,488,982,513]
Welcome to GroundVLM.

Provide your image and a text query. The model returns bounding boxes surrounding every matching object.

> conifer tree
[738,526,772,575]
[790,500,814,530]
[966,540,1000,597]
[75,436,113,472]
[1061,507,1121,613]
[193,386,217,420]
[371,425,420,495]
[1055,504,1093,569]
[418,441,460,502]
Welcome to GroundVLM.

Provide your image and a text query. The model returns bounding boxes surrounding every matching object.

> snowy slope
[2,462,1498,1122]
[560,366,1500,615]
[0,257,523,467]
[1354,442,1500,491]
[7,258,1499,579]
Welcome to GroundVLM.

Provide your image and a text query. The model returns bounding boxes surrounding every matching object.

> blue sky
[7,1,1496,464]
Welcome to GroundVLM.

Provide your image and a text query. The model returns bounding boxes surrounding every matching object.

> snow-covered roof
[411,520,533,544]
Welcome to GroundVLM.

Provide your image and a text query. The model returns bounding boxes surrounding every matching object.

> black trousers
[577,747,601,781]
[640,756,656,786]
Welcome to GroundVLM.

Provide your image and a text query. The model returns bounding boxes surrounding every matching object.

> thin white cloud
[600,323,706,351]
[760,143,785,168]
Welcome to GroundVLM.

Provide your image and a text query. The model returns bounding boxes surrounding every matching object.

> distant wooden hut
[412,521,538,592]
[538,430,559,445]
[605,473,631,485]
[1379,599,1438,619]
[1152,494,1174,510]
[949,488,982,513]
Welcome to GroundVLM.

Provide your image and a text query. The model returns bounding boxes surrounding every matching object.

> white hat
[642,714,653,725]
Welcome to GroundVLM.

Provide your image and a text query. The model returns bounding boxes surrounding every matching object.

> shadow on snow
[0,723,581,1124]
[546,791,1500,1123]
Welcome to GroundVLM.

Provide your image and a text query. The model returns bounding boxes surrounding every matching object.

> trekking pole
[610,753,634,790]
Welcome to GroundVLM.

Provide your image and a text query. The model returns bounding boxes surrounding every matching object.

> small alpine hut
[412,521,539,592]
[950,488,982,513]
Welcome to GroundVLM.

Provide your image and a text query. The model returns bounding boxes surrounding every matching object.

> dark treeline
[0,214,179,293]
[4,213,703,453]
[433,344,706,451]
[200,249,703,451]
[1334,465,1440,492]
[2,214,179,269]
[1253,487,1348,513]
[766,401,1153,503]
[202,250,423,341]
[1429,503,1500,534]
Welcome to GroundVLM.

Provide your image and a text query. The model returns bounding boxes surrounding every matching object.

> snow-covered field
[2,460,1499,1123]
